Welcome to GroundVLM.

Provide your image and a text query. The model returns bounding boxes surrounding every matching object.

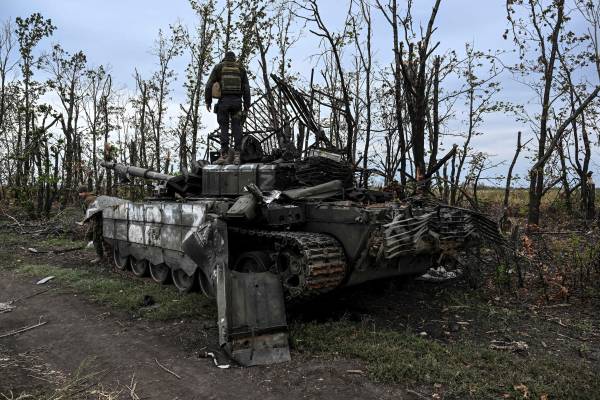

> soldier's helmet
[224,51,236,61]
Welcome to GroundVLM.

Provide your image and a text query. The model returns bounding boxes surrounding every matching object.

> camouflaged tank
[85,152,504,367]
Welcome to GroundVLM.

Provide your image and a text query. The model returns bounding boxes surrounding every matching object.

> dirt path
[0,270,405,399]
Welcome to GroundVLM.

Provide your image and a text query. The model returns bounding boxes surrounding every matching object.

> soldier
[205,51,251,166]
[78,185,104,262]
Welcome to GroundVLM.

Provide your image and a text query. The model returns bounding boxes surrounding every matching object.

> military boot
[233,151,241,165]
[227,149,235,164]
[214,152,229,165]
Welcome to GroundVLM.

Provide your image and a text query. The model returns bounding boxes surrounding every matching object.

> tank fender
[83,195,129,222]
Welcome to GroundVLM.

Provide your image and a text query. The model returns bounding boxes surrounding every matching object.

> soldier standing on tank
[205,51,251,166]
[78,185,104,262]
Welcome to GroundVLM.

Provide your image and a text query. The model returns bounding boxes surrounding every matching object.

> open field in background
[474,187,600,216]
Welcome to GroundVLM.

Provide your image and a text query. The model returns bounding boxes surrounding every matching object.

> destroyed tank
[85,76,503,366]
[88,154,503,367]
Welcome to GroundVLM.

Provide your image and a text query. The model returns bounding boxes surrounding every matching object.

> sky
[1,0,598,185]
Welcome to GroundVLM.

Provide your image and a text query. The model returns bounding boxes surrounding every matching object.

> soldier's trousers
[216,96,243,152]
[86,215,104,258]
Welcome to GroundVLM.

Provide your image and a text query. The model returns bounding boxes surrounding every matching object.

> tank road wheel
[172,269,197,293]
[113,246,130,270]
[149,263,171,284]
[234,251,272,273]
[131,258,149,277]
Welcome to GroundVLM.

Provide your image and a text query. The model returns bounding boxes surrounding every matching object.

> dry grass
[0,350,123,400]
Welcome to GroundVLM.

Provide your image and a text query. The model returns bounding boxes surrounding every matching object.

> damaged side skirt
[184,219,291,366]
[217,267,291,366]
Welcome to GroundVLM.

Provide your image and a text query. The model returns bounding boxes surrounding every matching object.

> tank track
[230,228,347,299]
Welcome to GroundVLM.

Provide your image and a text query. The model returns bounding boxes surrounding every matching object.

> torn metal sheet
[84,195,128,222]
[182,218,227,297]
[0,303,15,314]
[383,205,505,259]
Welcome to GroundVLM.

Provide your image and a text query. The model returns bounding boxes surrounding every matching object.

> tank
[86,154,503,367]
[84,76,503,366]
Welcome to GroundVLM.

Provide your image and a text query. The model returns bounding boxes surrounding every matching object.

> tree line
[0,0,599,227]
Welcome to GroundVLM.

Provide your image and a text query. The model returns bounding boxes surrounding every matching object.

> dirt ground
[1,227,599,399]
[0,234,408,400]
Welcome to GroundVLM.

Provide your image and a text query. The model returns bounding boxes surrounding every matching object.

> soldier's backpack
[220,61,242,95]
[211,82,221,98]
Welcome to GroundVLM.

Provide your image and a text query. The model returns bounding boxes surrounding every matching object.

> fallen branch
[10,288,52,304]
[127,374,141,400]
[0,321,48,339]
[0,209,23,230]
[24,245,85,254]
[154,358,181,380]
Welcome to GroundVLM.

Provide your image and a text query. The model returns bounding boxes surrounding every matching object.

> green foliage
[494,262,511,286]
[13,263,215,321]
[15,13,56,79]
[292,321,599,399]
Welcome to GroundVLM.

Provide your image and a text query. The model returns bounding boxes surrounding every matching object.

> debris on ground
[417,267,463,282]
[0,320,48,339]
[199,350,231,369]
[36,276,55,285]
[346,370,364,375]
[0,302,15,314]
[489,340,529,353]
[11,288,52,304]
[154,358,182,379]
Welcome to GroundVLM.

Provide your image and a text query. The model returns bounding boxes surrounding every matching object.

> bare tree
[45,44,87,193]
[375,0,407,190]
[83,65,110,190]
[14,13,55,189]
[351,0,373,187]
[299,0,356,161]
[148,28,183,172]
[450,44,502,205]
[397,0,442,183]
[0,19,17,132]
[506,0,600,225]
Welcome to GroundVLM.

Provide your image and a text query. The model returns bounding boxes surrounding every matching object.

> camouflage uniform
[205,52,251,155]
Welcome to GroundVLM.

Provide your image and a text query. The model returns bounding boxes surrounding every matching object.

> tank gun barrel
[101,161,174,182]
